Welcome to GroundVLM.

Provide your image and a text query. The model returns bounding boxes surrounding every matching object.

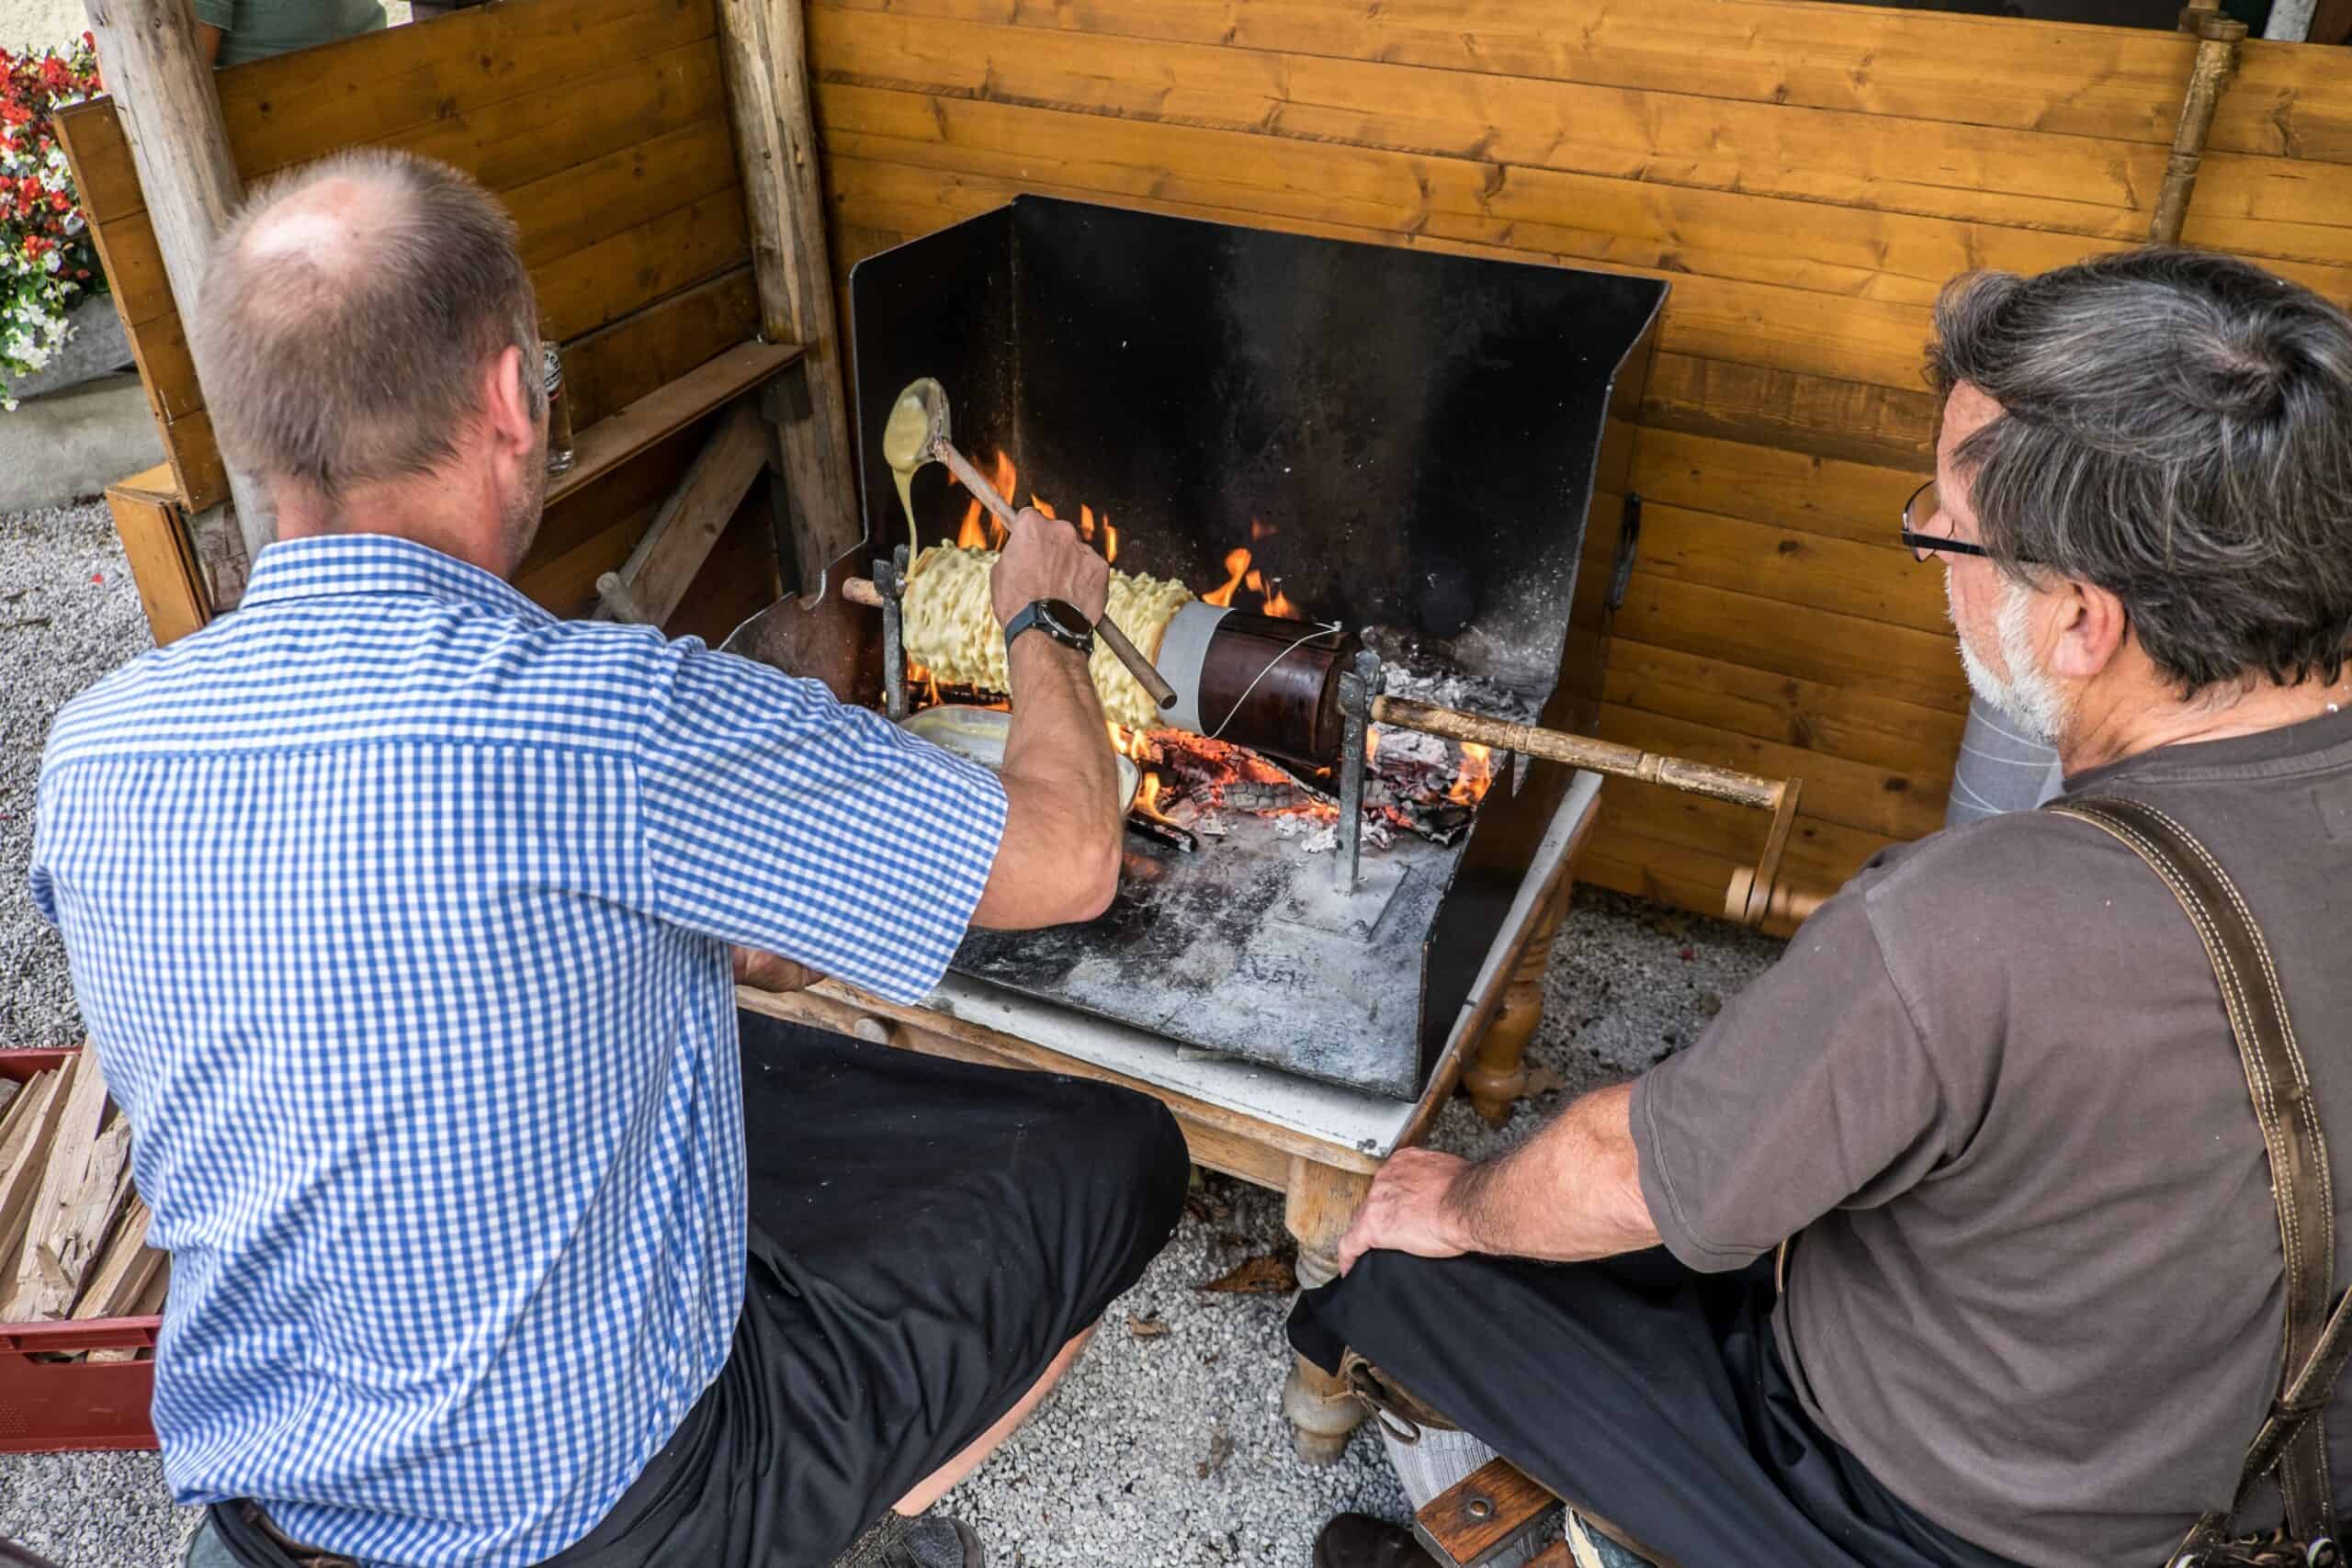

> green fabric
[193,0,387,67]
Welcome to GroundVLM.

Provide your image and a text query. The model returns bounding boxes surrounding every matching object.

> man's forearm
[1336,1079,1662,1276]
[1450,1083,1659,1263]
[973,637,1123,927]
[1003,635,1120,818]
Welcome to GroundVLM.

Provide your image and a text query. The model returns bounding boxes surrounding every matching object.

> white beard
[1952,576,2073,749]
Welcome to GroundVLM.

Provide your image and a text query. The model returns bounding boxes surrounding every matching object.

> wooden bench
[1417,1457,1660,1568]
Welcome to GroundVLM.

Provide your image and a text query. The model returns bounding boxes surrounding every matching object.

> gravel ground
[0,500,1784,1566]
[2,502,149,1048]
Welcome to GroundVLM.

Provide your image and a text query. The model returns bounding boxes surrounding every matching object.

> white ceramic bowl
[900,704,1142,815]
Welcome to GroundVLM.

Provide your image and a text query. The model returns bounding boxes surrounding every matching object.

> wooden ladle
[882,378,1178,713]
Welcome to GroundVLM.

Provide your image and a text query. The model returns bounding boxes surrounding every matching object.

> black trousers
[1288,1247,2029,1568]
[209,1014,1190,1568]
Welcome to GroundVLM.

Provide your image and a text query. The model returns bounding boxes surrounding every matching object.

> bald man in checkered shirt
[30,150,1184,1568]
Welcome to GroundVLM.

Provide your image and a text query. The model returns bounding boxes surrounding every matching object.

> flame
[1032,496,1056,519]
[951,453,1015,550]
[1103,520,1118,564]
[1447,742,1495,806]
[956,499,988,550]
[951,452,1016,549]
[1106,721,1159,761]
[1240,560,1300,619]
[1203,548,1250,608]
[1250,518,1276,543]
[1135,774,1174,820]
[1078,503,1095,542]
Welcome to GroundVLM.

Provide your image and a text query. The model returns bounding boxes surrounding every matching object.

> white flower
[62,211,83,235]
[41,250,62,275]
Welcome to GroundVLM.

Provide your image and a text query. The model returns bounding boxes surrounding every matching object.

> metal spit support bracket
[876,546,910,722]
[1333,648,1385,896]
[1277,647,1410,941]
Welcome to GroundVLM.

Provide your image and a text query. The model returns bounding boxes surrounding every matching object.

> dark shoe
[834,1512,984,1568]
[1314,1513,1441,1568]
[896,1517,982,1568]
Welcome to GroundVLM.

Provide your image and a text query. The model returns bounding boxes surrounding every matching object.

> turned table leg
[1463,877,1573,1127]
[1281,1155,1374,1465]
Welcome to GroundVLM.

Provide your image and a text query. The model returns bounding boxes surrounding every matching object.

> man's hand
[1337,1147,1479,1276]
[990,505,1110,628]
[732,946,821,993]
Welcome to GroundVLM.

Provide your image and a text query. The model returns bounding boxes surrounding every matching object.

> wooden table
[738,771,1602,1461]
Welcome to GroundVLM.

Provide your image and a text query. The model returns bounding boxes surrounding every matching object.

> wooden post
[2150,0,2248,244]
[714,0,862,595]
[82,0,274,568]
[1282,1156,1374,1464]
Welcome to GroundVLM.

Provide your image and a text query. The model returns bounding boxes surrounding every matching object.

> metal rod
[1372,695,1784,813]
[1334,650,1382,895]
[1125,815,1199,854]
[876,549,908,723]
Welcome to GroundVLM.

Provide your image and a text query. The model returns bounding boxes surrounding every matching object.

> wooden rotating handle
[1370,696,1783,811]
[1371,694,1808,930]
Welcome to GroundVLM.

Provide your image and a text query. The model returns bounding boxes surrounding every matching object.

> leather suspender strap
[2048,797,2343,1546]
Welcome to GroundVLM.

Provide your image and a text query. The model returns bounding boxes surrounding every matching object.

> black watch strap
[1005,599,1095,659]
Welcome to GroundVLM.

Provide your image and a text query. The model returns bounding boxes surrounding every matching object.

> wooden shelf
[546,339,803,509]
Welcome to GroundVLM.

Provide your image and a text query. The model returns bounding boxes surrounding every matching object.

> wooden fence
[800,0,2352,921]
[59,0,790,641]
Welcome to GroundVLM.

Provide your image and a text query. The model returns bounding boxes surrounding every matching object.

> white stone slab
[919,770,1601,1160]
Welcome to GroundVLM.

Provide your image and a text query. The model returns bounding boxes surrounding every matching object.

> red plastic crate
[0,1047,161,1452]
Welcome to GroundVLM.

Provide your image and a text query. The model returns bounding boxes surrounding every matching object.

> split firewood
[0,1064,70,1280]
[6,1048,132,1322]
[89,1257,169,1365]
[72,1193,162,1322]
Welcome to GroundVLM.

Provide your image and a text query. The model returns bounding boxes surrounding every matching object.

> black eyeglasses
[1900,479,1993,562]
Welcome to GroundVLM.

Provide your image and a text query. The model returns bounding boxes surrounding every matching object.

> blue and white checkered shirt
[29,535,1008,1567]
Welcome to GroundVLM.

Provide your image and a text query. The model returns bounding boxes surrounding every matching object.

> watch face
[1037,599,1091,639]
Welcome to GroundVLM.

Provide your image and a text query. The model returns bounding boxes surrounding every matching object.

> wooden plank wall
[800,0,2352,923]
[54,0,772,615]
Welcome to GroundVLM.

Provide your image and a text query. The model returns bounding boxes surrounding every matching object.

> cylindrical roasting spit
[837,575,1806,930]
[840,577,1360,769]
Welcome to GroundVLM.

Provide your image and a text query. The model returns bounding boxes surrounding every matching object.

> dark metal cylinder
[1194,613,1358,768]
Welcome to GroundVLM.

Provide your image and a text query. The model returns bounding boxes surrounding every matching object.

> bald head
[192,150,543,510]
[241,172,399,276]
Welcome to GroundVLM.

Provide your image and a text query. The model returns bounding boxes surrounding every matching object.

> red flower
[22,232,51,256]
[50,191,71,212]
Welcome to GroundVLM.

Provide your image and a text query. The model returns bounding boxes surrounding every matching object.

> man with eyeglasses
[1296,247,2352,1568]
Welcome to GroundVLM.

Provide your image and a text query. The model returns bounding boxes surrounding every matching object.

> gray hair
[190,148,542,502]
[1926,247,2352,695]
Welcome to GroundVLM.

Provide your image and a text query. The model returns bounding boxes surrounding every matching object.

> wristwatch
[1004,598,1096,660]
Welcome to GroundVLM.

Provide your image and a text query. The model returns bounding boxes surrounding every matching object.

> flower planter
[3,290,130,402]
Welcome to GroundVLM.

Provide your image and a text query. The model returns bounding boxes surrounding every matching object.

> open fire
[905,450,1502,852]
